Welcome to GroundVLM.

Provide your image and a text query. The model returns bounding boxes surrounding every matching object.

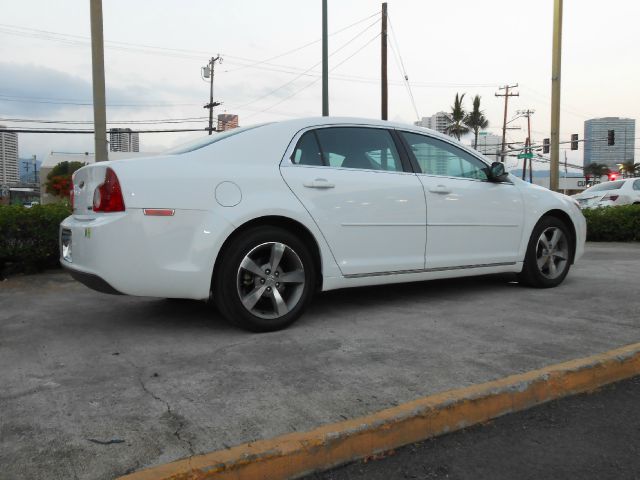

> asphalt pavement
[1,242,639,479]
[307,375,640,480]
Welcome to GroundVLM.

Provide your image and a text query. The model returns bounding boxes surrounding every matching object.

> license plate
[61,228,72,263]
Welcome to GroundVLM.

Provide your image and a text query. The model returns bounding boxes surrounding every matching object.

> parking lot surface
[1,242,640,480]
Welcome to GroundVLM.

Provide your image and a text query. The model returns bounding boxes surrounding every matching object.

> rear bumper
[63,264,123,295]
[59,209,234,300]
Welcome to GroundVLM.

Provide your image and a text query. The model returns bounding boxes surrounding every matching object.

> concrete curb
[118,342,640,480]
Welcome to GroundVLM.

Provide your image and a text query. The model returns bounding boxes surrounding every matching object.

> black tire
[517,216,573,288]
[213,226,316,332]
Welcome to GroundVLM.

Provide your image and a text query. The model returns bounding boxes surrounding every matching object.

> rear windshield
[166,123,270,154]
[585,180,625,192]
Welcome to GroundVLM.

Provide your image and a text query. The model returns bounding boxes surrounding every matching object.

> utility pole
[518,109,534,181]
[381,2,388,120]
[89,0,108,162]
[550,0,563,191]
[495,84,519,163]
[203,55,222,135]
[322,0,329,116]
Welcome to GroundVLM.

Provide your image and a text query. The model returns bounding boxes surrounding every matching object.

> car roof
[262,116,452,141]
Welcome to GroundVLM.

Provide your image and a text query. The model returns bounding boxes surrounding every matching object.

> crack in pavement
[124,358,196,457]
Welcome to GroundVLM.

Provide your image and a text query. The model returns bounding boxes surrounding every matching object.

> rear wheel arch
[211,215,323,293]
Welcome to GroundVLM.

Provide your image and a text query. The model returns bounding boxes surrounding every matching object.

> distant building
[109,128,140,152]
[0,125,20,186]
[217,114,239,132]
[19,156,41,184]
[471,132,502,160]
[584,117,635,170]
[414,112,449,134]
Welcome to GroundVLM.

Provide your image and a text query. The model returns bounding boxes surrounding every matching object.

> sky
[1,0,639,172]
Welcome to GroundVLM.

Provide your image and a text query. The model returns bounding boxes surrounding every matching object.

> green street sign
[517,152,534,159]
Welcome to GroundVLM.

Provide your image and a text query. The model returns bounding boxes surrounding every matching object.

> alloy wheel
[236,242,306,319]
[535,227,569,280]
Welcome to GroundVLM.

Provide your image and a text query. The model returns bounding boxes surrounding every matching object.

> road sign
[517,152,534,159]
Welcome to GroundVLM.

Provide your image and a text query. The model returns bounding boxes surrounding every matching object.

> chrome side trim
[344,262,517,279]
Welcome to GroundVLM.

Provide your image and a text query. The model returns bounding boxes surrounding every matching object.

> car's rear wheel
[213,226,316,332]
[517,216,572,288]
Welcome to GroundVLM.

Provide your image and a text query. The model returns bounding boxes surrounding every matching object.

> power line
[245,32,382,119]
[0,127,207,134]
[236,18,380,113]
[386,13,419,120]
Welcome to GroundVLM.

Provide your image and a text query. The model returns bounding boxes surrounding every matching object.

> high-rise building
[0,125,19,186]
[471,132,503,160]
[584,117,635,169]
[414,112,450,134]
[217,114,239,132]
[109,128,140,152]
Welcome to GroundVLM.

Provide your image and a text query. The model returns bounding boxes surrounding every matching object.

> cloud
[0,62,157,117]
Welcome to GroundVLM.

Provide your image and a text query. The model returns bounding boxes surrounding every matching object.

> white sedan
[60,117,586,331]
[572,178,640,209]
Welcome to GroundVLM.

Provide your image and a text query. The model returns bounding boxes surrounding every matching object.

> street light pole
[549,0,563,191]
[322,0,329,116]
[89,0,108,161]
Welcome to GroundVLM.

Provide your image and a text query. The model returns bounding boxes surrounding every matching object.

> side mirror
[488,162,509,182]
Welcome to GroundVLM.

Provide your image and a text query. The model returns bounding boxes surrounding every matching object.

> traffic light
[543,138,550,154]
[571,134,578,150]
[607,129,615,146]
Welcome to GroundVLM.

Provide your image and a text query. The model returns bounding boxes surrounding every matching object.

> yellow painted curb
[118,342,640,480]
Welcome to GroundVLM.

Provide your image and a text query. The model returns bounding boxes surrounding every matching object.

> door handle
[303,178,335,189]
[428,184,451,194]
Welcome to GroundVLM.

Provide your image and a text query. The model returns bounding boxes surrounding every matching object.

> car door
[398,130,524,269]
[280,126,427,276]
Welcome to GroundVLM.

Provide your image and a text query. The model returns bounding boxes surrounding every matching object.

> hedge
[0,203,72,277]
[582,204,640,242]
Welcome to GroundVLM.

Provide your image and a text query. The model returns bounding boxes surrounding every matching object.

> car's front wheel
[518,216,573,288]
[213,226,316,332]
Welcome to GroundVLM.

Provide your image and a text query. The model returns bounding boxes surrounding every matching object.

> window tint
[291,131,322,166]
[166,124,270,154]
[315,127,403,172]
[401,132,489,180]
[634,180,640,191]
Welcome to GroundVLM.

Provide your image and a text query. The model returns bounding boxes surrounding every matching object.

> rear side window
[634,180,640,191]
[586,180,625,192]
[291,131,322,166]
[315,127,403,172]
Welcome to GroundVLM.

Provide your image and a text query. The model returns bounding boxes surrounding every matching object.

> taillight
[93,167,125,212]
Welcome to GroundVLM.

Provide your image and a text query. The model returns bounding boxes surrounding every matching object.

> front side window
[400,131,489,180]
[633,180,640,191]
[315,127,403,172]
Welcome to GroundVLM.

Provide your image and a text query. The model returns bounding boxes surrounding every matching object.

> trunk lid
[72,163,109,218]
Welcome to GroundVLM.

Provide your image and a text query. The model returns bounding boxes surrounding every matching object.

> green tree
[583,163,611,180]
[444,93,470,140]
[464,95,489,149]
[45,161,86,199]
[618,161,639,178]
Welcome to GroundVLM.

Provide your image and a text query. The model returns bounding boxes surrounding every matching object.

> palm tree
[444,93,470,140]
[465,95,489,149]
[583,163,611,181]
[618,161,639,178]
